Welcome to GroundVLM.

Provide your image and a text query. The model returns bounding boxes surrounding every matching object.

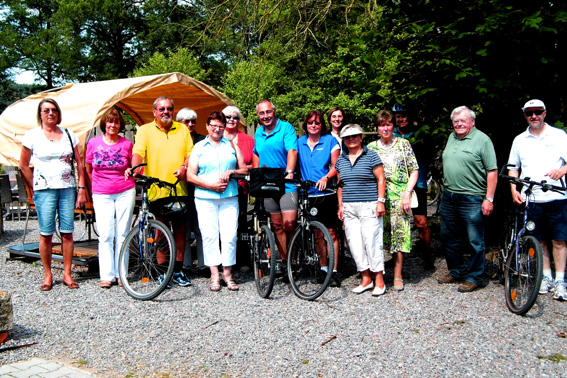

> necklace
[103,135,119,145]
[379,137,395,148]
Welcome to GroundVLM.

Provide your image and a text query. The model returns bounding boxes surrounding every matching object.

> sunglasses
[183,119,197,124]
[225,115,240,120]
[524,109,544,117]
[156,107,174,112]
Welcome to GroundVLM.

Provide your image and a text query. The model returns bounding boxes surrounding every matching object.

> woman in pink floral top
[86,108,136,289]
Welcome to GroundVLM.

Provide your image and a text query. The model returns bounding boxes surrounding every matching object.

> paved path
[0,358,98,378]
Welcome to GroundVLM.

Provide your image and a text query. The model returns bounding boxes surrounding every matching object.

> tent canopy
[0,72,243,166]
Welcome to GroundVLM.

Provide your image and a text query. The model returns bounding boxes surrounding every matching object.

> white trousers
[195,196,239,267]
[343,201,384,273]
[93,188,136,281]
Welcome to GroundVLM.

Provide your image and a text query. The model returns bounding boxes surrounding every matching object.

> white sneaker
[539,276,554,294]
[553,281,567,301]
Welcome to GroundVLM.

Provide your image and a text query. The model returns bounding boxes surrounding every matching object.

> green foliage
[130,48,209,81]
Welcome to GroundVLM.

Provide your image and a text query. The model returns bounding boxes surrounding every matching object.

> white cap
[522,99,546,111]
[340,124,364,138]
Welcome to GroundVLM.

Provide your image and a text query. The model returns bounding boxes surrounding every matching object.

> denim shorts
[527,199,567,241]
[33,188,76,236]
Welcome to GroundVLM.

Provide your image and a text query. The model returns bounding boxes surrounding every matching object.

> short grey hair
[153,96,174,109]
[176,107,197,122]
[222,106,242,120]
[256,100,276,113]
[450,106,476,121]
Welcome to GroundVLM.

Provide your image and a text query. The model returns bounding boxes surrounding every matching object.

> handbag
[248,167,286,199]
[64,128,77,181]
[401,140,419,208]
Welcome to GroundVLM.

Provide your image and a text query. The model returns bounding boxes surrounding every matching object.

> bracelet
[181,165,188,169]
[78,186,86,190]
[286,170,294,174]
[377,198,386,203]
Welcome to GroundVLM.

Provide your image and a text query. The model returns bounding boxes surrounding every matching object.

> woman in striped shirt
[336,124,387,296]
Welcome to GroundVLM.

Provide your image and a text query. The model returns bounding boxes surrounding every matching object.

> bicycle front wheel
[287,221,335,301]
[505,235,543,315]
[118,219,175,300]
[253,225,277,298]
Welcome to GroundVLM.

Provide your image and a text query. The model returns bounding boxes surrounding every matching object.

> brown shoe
[437,274,459,284]
[458,281,480,292]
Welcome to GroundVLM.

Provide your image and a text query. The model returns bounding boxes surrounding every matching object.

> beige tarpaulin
[0,72,244,166]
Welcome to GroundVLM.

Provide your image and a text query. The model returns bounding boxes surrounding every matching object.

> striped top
[336,146,383,202]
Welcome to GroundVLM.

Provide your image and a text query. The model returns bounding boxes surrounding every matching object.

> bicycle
[497,164,567,315]
[232,169,280,298]
[285,178,340,301]
[118,163,178,301]
[426,174,442,206]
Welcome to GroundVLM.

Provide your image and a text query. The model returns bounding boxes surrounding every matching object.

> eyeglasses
[258,110,274,116]
[156,107,174,113]
[208,124,225,130]
[225,115,240,120]
[524,109,544,117]
[42,109,59,114]
[183,119,197,124]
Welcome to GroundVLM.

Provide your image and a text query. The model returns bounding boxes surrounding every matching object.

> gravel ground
[1,216,566,378]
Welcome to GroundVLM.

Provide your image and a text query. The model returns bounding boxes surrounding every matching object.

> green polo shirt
[442,127,497,196]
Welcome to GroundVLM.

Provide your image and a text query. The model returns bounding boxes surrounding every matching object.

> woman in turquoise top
[187,111,247,292]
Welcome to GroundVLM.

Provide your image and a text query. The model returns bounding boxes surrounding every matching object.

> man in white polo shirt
[508,99,567,301]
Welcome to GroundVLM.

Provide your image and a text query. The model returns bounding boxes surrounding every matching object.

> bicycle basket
[249,167,286,199]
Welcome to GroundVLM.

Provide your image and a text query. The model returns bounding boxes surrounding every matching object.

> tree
[130,48,209,81]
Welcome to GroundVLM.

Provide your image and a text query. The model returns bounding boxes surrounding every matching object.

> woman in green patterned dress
[368,110,418,291]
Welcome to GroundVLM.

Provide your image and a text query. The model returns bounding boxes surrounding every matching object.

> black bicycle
[234,168,287,298]
[118,163,178,301]
[285,178,341,301]
[498,164,567,315]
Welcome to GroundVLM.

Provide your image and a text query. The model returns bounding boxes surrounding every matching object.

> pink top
[85,136,136,195]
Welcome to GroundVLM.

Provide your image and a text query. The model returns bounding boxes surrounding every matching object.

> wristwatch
[485,197,494,203]
[377,198,386,203]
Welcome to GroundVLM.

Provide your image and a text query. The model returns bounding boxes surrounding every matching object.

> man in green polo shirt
[437,106,497,292]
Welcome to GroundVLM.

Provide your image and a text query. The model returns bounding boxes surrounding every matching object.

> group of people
[19,96,567,301]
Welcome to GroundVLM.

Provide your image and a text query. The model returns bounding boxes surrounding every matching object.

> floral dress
[368,138,418,253]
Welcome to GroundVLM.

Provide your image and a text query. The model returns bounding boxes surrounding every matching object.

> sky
[14,70,39,85]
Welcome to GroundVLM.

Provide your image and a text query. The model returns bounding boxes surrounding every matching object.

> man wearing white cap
[508,99,567,301]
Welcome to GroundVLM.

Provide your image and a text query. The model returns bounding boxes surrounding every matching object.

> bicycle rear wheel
[253,225,277,298]
[118,219,175,300]
[505,235,543,315]
[427,178,441,206]
[287,221,335,301]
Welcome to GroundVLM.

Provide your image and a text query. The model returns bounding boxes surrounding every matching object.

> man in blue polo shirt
[253,100,298,263]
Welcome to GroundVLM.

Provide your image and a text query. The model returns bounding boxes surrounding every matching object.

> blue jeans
[440,190,485,285]
[33,188,76,236]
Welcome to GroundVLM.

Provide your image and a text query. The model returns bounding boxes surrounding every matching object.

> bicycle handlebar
[499,164,567,194]
[130,163,179,191]
[230,173,343,191]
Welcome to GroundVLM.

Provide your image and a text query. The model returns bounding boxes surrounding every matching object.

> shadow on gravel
[523,297,545,318]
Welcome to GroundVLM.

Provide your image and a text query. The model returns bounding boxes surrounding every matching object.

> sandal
[40,281,53,291]
[99,281,112,289]
[210,280,221,292]
[225,279,239,291]
[63,280,80,289]
[393,277,404,291]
